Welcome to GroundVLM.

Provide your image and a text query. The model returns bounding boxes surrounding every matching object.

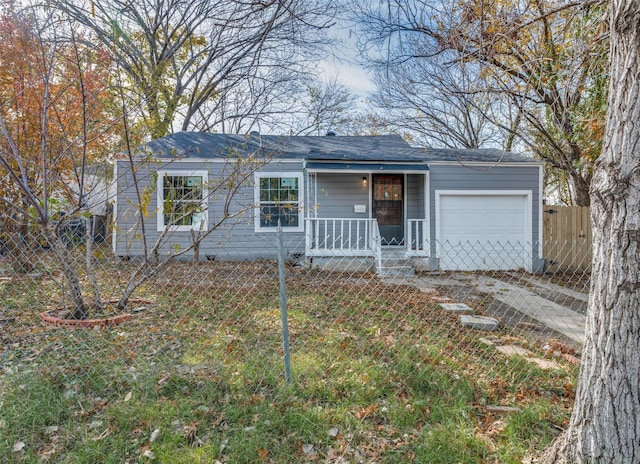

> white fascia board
[305,168,428,174]
[112,161,118,254]
[538,165,544,257]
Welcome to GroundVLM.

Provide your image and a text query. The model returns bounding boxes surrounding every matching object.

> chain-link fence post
[276,224,291,384]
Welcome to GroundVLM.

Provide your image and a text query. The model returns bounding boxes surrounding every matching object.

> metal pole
[276,222,292,384]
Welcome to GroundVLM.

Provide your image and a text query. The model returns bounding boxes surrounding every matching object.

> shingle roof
[141,132,537,164]
[422,147,536,163]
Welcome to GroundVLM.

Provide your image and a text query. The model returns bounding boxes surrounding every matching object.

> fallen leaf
[213,412,226,427]
[150,428,161,443]
[12,441,25,453]
[562,353,581,365]
[124,391,133,402]
[44,425,59,435]
[183,424,198,444]
[356,403,378,419]
[39,444,57,461]
[257,448,269,460]
[550,340,576,355]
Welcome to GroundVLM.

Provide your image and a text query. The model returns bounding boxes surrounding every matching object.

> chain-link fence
[0,228,589,463]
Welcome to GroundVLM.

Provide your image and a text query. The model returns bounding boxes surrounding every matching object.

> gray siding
[312,172,426,220]
[428,163,542,256]
[312,173,370,218]
[114,158,305,260]
[115,156,541,263]
[406,174,425,220]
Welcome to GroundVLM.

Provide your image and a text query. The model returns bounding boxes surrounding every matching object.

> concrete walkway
[383,274,587,344]
[464,275,586,344]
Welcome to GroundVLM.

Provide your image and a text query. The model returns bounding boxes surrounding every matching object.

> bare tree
[190,65,306,135]
[49,0,336,140]
[115,149,268,310]
[369,52,513,149]
[350,0,608,206]
[0,5,270,319]
[289,77,360,136]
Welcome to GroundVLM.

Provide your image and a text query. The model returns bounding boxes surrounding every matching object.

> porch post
[424,171,431,255]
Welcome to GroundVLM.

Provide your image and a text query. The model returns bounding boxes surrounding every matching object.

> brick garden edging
[39,299,152,328]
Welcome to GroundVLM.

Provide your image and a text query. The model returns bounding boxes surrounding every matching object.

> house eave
[426,160,543,167]
[304,160,429,173]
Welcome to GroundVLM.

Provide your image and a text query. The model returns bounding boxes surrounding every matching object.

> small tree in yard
[537,1,640,462]
[0,6,266,319]
[0,6,116,318]
[115,146,267,311]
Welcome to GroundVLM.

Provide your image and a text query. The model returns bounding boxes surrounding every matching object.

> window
[255,173,303,232]
[157,170,208,231]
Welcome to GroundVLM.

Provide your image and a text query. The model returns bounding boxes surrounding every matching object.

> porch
[303,165,430,275]
[304,218,430,275]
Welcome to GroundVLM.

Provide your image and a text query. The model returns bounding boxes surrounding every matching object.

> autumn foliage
[0,5,115,218]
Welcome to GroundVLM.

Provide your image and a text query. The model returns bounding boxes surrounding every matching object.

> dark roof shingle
[141,132,537,164]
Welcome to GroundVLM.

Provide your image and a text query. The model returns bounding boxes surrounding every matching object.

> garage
[436,191,532,271]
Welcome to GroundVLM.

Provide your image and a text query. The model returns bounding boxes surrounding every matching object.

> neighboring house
[45,163,115,243]
[113,132,545,273]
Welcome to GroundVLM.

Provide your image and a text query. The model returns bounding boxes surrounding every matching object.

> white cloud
[316,20,376,100]
[317,59,375,99]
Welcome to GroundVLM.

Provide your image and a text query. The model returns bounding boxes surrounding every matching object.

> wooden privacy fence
[543,205,592,273]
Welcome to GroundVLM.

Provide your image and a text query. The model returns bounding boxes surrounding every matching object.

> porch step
[377,250,415,276]
[378,265,415,276]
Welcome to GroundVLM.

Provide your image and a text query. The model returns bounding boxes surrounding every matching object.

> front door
[373,174,404,245]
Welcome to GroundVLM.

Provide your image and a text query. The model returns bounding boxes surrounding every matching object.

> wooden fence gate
[542,205,592,273]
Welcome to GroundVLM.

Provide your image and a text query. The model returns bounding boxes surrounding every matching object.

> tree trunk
[85,216,103,312]
[50,233,87,319]
[5,223,36,274]
[538,1,640,462]
[191,229,200,263]
[567,171,591,207]
[117,260,163,311]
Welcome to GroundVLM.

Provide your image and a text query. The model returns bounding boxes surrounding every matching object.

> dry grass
[1,259,579,463]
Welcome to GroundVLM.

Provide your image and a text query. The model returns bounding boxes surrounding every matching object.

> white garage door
[437,192,531,271]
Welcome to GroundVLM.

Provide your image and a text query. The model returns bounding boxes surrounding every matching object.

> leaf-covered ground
[0,260,578,463]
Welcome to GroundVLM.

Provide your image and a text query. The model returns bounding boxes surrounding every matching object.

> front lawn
[0,261,577,463]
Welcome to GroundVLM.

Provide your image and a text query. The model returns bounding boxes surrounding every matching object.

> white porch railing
[305,218,428,264]
[306,218,379,257]
[406,219,429,256]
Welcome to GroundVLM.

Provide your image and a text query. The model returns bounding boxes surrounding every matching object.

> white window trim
[157,170,208,232]
[254,171,304,232]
